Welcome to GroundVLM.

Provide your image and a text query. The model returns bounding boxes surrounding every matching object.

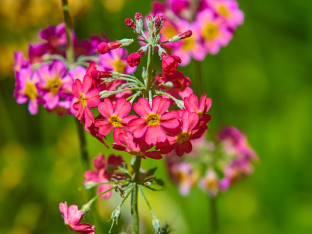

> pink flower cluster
[166,127,257,196]
[13,23,135,115]
[152,0,244,64]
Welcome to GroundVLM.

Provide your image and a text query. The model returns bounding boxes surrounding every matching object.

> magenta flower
[36,60,73,109]
[157,111,204,156]
[99,48,136,74]
[173,20,207,65]
[197,9,233,54]
[38,23,67,54]
[84,154,123,199]
[14,68,41,115]
[95,98,136,144]
[154,71,193,100]
[168,162,199,195]
[13,52,29,73]
[128,96,180,145]
[184,93,211,121]
[113,132,162,159]
[207,0,244,29]
[59,202,95,234]
[72,74,100,128]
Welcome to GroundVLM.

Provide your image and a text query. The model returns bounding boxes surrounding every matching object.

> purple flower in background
[36,60,73,109]
[99,48,136,74]
[14,67,41,115]
[13,52,29,73]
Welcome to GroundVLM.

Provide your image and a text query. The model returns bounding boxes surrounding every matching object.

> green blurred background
[0,0,311,233]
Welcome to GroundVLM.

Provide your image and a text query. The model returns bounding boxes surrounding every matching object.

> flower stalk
[131,156,142,234]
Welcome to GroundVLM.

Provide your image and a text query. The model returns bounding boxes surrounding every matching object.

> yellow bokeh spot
[162,25,177,39]
[46,77,62,95]
[218,4,231,18]
[182,36,196,51]
[202,23,219,41]
[101,0,125,12]
[113,58,126,73]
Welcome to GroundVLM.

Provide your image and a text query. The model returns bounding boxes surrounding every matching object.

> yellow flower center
[113,58,126,73]
[218,5,231,18]
[162,25,177,39]
[197,110,203,119]
[109,115,122,127]
[146,113,161,126]
[202,23,219,40]
[80,93,87,108]
[206,178,218,190]
[182,36,195,51]
[176,131,191,144]
[176,171,188,183]
[24,81,38,99]
[46,77,63,95]
[129,150,144,157]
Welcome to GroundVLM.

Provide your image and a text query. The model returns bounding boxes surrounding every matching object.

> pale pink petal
[128,118,148,138]
[161,110,180,129]
[151,96,170,115]
[98,99,113,118]
[133,97,151,117]
[145,125,167,145]
[114,98,131,118]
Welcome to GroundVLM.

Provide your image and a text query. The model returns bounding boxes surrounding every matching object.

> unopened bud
[125,18,136,30]
[154,14,164,29]
[109,207,121,233]
[135,12,143,21]
[91,70,112,79]
[97,41,122,54]
[176,100,185,109]
[164,81,174,88]
[144,181,152,186]
[157,47,167,58]
[179,30,192,39]
[152,217,161,234]
[81,202,92,215]
[84,181,98,190]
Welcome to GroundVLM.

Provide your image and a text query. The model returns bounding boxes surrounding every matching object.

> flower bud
[126,50,144,67]
[81,202,92,215]
[169,30,193,43]
[135,12,143,21]
[125,18,136,30]
[154,14,164,29]
[97,41,122,54]
[161,53,182,75]
[111,207,121,223]
[91,70,113,79]
[84,181,98,190]
[152,217,161,233]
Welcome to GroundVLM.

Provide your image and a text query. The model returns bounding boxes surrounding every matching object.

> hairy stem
[145,44,154,93]
[131,156,142,234]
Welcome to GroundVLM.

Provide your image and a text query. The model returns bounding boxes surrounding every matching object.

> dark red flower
[161,53,182,75]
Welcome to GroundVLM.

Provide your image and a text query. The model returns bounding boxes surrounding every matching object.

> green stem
[194,60,204,95]
[145,45,154,93]
[131,156,142,234]
[139,187,156,218]
[75,119,89,170]
[62,0,74,64]
[210,196,218,234]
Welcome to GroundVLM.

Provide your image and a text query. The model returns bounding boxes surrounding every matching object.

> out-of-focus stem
[131,156,142,234]
[74,118,89,169]
[210,196,218,233]
[194,60,204,95]
[62,0,74,64]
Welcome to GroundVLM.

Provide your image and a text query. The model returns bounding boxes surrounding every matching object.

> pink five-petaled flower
[72,74,100,128]
[128,96,180,145]
[59,202,95,234]
[113,132,162,159]
[14,67,40,115]
[84,154,123,199]
[161,52,182,75]
[157,110,203,156]
[37,60,73,109]
[95,98,136,144]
